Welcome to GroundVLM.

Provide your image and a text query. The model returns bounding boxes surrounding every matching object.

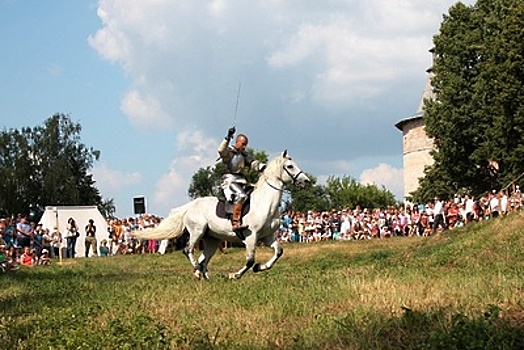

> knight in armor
[217,126,266,235]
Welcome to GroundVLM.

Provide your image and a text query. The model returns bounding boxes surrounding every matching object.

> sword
[233,82,241,127]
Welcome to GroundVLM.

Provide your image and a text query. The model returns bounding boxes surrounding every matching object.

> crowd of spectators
[1,187,521,271]
[0,213,170,270]
[276,188,522,243]
[0,214,55,271]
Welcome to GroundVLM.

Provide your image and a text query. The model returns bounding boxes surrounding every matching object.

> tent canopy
[39,206,108,258]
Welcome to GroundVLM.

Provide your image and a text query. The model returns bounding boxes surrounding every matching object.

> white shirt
[500,195,508,212]
[465,198,474,214]
[433,201,443,215]
[339,217,351,235]
[489,197,500,212]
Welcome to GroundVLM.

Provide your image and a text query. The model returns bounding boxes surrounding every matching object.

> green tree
[98,198,116,219]
[325,175,398,210]
[414,0,524,203]
[188,165,224,199]
[0,114,104,217]
[287,174,330,213]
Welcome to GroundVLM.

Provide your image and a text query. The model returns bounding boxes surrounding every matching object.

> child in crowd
[99,239,109,257]
[38,249,51,266]
[20,246,35,267]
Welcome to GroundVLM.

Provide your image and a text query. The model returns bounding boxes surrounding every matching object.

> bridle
[264,162,305,192]
[284,165,305,185]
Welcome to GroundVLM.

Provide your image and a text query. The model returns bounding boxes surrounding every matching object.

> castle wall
[401,117,434,198]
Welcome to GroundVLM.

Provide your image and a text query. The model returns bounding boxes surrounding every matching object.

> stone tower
[395,69,436,201]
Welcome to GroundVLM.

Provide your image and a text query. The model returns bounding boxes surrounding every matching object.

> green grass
[2,212,524,349]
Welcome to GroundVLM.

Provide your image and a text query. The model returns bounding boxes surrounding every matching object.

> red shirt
[20,253,34,266]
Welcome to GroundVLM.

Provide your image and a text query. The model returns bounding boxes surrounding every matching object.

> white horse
[133,150,310,280]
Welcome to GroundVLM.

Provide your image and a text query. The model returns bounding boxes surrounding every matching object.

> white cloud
[151,130,219,213]
[120,89,173,128]
[92,163,142,196]
[360,163,403,199]
[88,0,456,128]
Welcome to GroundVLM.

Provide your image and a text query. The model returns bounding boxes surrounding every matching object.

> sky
[0,0,474,218]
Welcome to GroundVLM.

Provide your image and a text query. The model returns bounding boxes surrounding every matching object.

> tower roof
[394,112,424,131]
[416,74,436,114]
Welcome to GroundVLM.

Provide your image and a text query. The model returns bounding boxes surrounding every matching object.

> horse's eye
[286,165,294,169]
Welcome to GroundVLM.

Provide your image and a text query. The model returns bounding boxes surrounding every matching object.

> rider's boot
[231,203,248,239]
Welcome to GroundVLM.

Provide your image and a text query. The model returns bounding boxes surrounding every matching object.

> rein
[264,178,286,192]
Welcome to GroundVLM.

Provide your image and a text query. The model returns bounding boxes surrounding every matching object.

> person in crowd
[1,218,14,249]
[0,234,7,271]
[489,190,500,218]
[16,214,33,248]
[411,206,421,236]
[339,212,351,240]
[84,218,97,257]
[38,249,51,266]
[464,194,475,223]
[217,126,266,237]
[432,197,447,234]
[500,190,508,216]
[19,246,35,266]
[65,217,79,258]
[99,239,109,257]
[33,223,45,257]
[0,238,19,271]
[446,202,460,229]
[50,226,62,258]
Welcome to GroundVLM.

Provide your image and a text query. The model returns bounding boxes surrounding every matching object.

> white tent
[39,206,108,258]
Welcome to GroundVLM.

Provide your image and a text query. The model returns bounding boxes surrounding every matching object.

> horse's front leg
[253,235,283,273]
[228,233,256,280]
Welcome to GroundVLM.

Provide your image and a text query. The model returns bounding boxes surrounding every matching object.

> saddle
[215,196,251,220]
[215,185,253,220]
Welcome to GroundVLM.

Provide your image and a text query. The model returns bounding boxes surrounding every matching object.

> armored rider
[217,126,266,235]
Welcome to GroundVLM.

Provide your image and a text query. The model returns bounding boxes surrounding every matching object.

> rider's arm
[245,154,266,172]
[217,139,231,162]
[218,126,236,162]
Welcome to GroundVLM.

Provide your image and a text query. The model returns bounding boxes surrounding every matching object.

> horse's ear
[282,149,288,158]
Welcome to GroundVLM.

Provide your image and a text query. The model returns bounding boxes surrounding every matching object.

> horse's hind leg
[197,237,221,280]
[182,229,205,280]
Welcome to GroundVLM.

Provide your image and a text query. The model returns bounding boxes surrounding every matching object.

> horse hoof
[228,273,239,280]
[253,263,261,273]
[194,270,202,280]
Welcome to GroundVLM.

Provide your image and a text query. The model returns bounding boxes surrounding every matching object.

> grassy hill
[2,212,524,349]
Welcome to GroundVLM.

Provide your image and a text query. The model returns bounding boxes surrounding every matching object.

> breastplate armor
[227,151,246,173]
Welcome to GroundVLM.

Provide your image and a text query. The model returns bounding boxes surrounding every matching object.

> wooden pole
[53,207,63,265]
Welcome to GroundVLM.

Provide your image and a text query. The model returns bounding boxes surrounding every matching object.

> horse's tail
[132,202,192,240]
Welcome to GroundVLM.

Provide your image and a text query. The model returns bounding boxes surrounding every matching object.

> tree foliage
[413,0,524,203]
[325,175,398,210]
[0,114,105,217]
[287,174,330,213]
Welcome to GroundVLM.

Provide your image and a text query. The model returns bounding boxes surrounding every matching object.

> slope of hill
[2,212,524,349]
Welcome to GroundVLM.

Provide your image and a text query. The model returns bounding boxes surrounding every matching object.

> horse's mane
[254,153,286,189]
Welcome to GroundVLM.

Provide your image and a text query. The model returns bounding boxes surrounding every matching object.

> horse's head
[268,150,310,188]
